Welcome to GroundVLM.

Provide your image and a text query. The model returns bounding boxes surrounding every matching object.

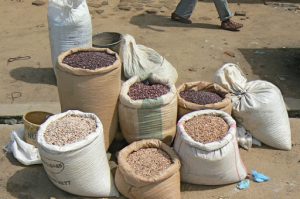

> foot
[171,12,192,24]
[221,19,243,31]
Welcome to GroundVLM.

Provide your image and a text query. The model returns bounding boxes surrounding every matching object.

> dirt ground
[0,0,300,106]
[0,119,299,199]
[0,0,300,199]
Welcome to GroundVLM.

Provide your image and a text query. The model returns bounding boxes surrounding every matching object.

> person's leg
[213,0,243,31]
[213,0,233,21]
[171,0,197,24]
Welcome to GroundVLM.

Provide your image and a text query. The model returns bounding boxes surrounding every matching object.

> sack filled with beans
[56,47,121,150]
[174,109,247,185]
[115,139,181,199]
[37,110,119,197]
[119,75,177,145]
[177,81,232,119]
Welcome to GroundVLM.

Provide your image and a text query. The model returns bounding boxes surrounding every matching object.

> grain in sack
[119,75,177,145]
[115,139,181,199]
[37,110,119,197]
[174,110,247,185]
[56,48,121,150]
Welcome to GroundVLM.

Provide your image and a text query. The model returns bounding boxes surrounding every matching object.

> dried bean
[180,90,223,105]
[44,115,96,146]
[127,148,172,177]
[183,115,229,143]
[128,80,170,100]
[62,51,116,70]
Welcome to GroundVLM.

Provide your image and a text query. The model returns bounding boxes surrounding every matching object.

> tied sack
[174,110,247,185]
[119,75,177,145]
[214,63,291,150]
[177,81,232,118]
[120,34,178,84]
[48,0,92,74]
[37,110,119,197]
[115,139,181,199]
[56,48,121,150]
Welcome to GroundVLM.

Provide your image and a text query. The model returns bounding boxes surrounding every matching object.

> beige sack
[115,139,181,199]
[177,81,232,118]
[56,47,121,150]
[119,76,177,145]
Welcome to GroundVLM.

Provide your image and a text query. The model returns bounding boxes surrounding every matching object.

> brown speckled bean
[44,115,96,146]
[183,115,229,144]
[127,148,172,177]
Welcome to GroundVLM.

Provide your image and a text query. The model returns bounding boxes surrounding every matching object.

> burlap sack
[119,75,177,145]
[177,81,232,118]
[56,47,121,150]
[115,139,181,199]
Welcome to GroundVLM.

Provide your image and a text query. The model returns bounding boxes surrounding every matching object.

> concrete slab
[0,103,60,116]
[0,118,299,199]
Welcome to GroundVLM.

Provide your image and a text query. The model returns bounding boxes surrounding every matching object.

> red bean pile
[128,80,170,100]
[180,90,223,105]
[62,51,116,70]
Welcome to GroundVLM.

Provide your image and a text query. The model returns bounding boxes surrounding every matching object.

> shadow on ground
[6,166,84,199]
[10,67,56,86]
[130,14,220,32]
[239,48,300,99]
[181,182,226,192]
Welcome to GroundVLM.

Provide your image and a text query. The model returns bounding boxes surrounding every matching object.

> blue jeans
[174,0,233,21]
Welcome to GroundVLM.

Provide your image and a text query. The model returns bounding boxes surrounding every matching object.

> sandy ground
[0,0,299,106]
[0,0,300,198]
[0,119,299,199]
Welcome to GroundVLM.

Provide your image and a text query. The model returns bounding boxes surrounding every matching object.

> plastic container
[92,32,122,53]
[23,111,53,147]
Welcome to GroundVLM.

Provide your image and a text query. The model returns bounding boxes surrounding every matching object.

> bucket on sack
[92,32,122,53]
[23,111,53,147]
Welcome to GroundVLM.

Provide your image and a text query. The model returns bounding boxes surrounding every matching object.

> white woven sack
[174,110,247,185]
[214,63,291,150]
[120,34,178,83]
[37,110,119,197]
[48,0,92,74]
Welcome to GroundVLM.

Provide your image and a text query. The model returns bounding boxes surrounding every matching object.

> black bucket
[92,32,122,53]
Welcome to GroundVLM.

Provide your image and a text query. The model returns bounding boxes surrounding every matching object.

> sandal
[171,12,192,24]
[221,19,243,31]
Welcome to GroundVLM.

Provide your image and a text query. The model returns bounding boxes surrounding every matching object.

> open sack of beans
[119,75,177,145]
[115,139,181,199]
[174,110,247,185]
[214,63,291,150]
[177,81,232,119]
[37,110,119,197]
[56,47,121,150]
